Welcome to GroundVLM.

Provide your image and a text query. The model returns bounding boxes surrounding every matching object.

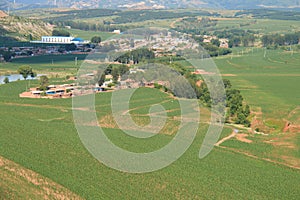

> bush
[154,83,162,90]
[108,83,115,88]
[3,77,9,84]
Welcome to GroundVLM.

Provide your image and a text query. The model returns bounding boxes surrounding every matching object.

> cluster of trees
[52,29,71,37]
[96,64,129,86]
[113,10,209,24]
[196,79,251,126]
[49,9,119,22]
[214,29,257,47]
[235,9,300,21]
[91,36,102,44]
[172,17,217,35]
[168,65,251,126]
[57,43,77,53]
[192,37,232,57]
[52,21,135,32]
[201,42,232,57]
[261,32,300,47]
[115,48,155,64]
[0,49,15,62]
[16,65,49,91]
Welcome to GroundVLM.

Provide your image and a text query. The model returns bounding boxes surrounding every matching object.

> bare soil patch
[236,134,253,143]
[222,74,237,77]
[215,131,236,146]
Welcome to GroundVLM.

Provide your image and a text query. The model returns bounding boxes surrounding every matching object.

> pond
[0,74,42,84]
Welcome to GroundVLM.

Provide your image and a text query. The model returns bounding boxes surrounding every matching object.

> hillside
[3,0,300,10]
[0,156,82,199]
[0,10,8,18]
[0,14,52,42]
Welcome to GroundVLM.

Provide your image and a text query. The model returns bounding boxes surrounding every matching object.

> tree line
[261,32,300,47]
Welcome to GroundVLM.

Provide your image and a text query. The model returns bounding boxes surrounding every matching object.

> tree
[2,51,14,62]
[223,79,232,89]
[27,34,33,41]
[18,65,34,80]
[211,39,220,47]
[98,73,106,87]
[118,65,129,76]
[91,36,102,44]
[3,77,9,84]
[111,67,119,83]
[65,43,77,51]
[39,76,49,91]
[244,104,251,117]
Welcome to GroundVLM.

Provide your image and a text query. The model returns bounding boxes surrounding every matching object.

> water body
[0,74,42,84]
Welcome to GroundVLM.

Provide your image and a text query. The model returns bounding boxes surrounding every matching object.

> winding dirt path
[215,131,236,146]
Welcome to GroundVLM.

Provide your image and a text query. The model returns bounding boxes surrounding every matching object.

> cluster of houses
[19,84,76,99]
[19,73,115,99]
[202,35,229,48]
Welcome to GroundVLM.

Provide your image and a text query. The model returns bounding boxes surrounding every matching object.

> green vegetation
[1,8,300,199]
[261,32,300,47]
[214,47,300,124]
[0,81,299,199]
[91,36,102,44]
[0,54,87,76]
[0,15,52,42]
[39,75,49,91]
[18,65,35,80]
[3,77,9,84]
[235,9,300,21]
[0,50,15,62]
[52,29,71,37]
[115,48,155,64]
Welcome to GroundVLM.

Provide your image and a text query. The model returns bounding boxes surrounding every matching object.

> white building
[41,36,74,44]
[31,36,89,45]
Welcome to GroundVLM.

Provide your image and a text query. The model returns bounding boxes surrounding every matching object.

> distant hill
[3,0,300,10]
[0,14,52,42]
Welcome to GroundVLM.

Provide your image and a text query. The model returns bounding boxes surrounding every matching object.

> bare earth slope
[0,156,82,200]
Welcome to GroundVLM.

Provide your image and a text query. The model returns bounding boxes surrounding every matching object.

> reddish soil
[236,134,253,143]
[222,74,237,77]
[0,10,8,18]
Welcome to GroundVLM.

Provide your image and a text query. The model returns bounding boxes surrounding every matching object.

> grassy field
[64,28,115,41]
[215,18,300,34]
[0,54,87,77]
[211,47,300,168]
[214,48,300,119]
[0,80,299,199]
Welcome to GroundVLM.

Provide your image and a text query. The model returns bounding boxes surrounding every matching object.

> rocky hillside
[0,12,52,42]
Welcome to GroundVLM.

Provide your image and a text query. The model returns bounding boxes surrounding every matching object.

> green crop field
[210,48,300,167]
[0,80,299,199]
[0,54,87,77]
[214,18,300,34]
[64,28,115,41]
[214,48,300,119]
